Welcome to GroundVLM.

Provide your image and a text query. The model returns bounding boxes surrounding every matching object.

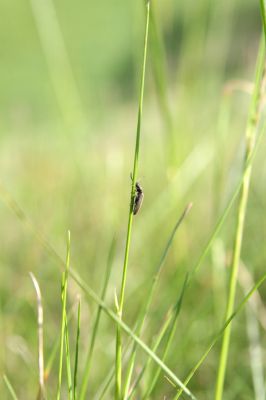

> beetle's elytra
[133,182,144,215]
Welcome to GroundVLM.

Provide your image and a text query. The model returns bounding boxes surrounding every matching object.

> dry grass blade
[29,272,45,399]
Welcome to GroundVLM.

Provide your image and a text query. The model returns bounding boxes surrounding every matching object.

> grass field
[1,0,266,399]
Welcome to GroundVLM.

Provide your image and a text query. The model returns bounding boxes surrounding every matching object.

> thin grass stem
[73,299,81,400]
[65,317,73,399]
[80,237,116,399]
[143,274,189,398]
[175,264,266,399]
[57,230,71,400]
[215,35,266,400]
[3,375,19,400]
[123,205,192,399]
[115,2,150,399]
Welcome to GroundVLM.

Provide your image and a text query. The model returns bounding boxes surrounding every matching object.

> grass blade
[175,266,266,399]
[73,299,81,400]
[215,35,266,400]
[116,2,150,398]
[29,273,45,399]
[3,375,18,400]
[57,230,71,400]
[128,274,189,399]
[80,237,116,399]
[143,274,189,399]
[65,317,73,399]
[123,204,192,399]
[70,269,196,400]
[239,265,265,400]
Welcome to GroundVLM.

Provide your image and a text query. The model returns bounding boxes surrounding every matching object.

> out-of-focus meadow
[0,0,266,399]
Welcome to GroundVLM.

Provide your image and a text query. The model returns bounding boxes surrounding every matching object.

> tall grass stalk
[80,238,116,399]
[215,35,266,400]
[64,317,73,399]
[115,2,150,399]
[123,204,192,399]
[57,230,71,400]
[73,300,81,400]
[175,261,266,399]
[239,265,265,400]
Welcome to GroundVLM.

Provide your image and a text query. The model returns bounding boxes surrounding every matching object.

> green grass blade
[0,185,195,398]
[44,304,76,383]
[215,35,266,400]
[3,375,18,400]
[57,230,71,400]
[175,267,266,399]
[128,307,174,399]
[65,317,73,399]
[128,274,189,399]
[79,237,116,399]
[0,129,265,399]
[70,269,196,400]
[116,2,151,398]
[143,274,189,398]
[73,300,81,400]
[123,206,192,399]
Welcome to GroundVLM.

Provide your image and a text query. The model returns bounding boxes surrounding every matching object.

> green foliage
[1,0,266,399]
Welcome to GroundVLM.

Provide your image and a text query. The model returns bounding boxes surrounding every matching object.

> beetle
[133,181,144,215]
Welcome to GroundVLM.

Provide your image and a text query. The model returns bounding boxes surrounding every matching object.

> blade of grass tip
[65,316,73,399]
[57,230,71,400]
[215,33,266,400]
[116,2,150,399]
[3,375,18,400]
[129,274,189,399]
[143,274,189,399]
[29,273,45,399]
[123,205,192,399]
[0,189,194,397]
[79,237,116,400]
[174,267,266,400]
[73,299,81,400]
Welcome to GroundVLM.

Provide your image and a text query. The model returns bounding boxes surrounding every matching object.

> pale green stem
[215,37,265,400]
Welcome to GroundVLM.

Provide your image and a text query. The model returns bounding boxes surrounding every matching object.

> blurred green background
[0,0,265,399]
